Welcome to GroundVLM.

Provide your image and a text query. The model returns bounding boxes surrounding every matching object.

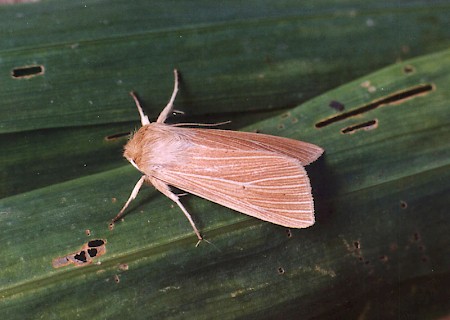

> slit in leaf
[316,84,434,128]
[11,65,44,79]
[341,119,378,134]
[105,132,131,141]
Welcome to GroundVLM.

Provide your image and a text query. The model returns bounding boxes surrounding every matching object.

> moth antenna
[129,92,150,126]
[172,120,232,128]
[157,69,179,124]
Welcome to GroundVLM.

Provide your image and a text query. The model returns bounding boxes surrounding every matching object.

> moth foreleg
[112,175,146,222]
[156,69,179,124]
[129,92,150,126]
[147,176,203,242]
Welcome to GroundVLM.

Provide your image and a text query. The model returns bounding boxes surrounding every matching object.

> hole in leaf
[11,65,44,79]
[88,239,105,247]
[315,84,433,128]
[341,119,378,134]
[52,239,106,268]
[277,267,285,275]
[88,248,98,258]
[74,251,87,263]
[400,201,408,209]
[286,229,292,238]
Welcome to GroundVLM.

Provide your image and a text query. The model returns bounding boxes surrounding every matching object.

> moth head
[123,126,148,170]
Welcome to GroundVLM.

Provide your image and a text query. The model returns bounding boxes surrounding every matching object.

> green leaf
[2,48,449,319]
[1,1,449,319]
[2,0,450,197]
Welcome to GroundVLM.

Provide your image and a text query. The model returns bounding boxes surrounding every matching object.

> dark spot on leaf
[403,65,415,74]
[329,100,345,112]
[277,267,285,275]
[354,241,361,249]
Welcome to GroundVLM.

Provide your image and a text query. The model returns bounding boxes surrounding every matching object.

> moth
[112,70,323,242]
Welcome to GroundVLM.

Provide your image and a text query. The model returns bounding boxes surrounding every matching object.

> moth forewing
[113,69,323,242]
[181,128,323,166]
[151,142,316,228]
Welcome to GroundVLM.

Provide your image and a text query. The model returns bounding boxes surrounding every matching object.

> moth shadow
[307,155,339,227]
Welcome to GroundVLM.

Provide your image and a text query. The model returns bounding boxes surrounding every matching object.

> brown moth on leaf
[112,70,323,243]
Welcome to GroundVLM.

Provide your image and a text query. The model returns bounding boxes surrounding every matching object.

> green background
[1,1,449,319]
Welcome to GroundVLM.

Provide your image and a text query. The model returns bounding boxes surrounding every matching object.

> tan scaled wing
[182,128,324,166]
[151,128,319,228]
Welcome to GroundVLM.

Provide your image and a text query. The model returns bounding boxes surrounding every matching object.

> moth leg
[148,176,203,241]
[112,175,146,222]
[156,69,179,124]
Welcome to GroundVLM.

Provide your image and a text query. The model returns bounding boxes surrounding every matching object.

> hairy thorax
[123,123,191,173]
